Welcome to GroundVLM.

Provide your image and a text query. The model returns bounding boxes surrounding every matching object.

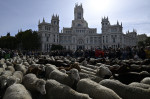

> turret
[74,3,84,20]
[51,14,59,26]
[51,14,59,32]
[38,19,40,25]
[43,17,45,23]
[101,16,110,33]
[117,20,119,25]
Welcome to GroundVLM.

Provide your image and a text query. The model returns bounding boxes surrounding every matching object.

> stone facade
[38,4,137,52]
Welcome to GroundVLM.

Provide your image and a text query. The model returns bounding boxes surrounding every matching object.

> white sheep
[100,79,150,99]
[77,79,121,99]
[80,69,96,76]
[0,67,5,75]
[0,70,13,89]
[5,66,15,73]
[3,84,32,99]
[59,69,66,73]
[49,68,80,87]
[129,82,150,89]
[141,77,150,85]
[96,66,112,78]
[7,71,23,87]
[80,65,97,73]
[45,64,57,78]
[86,64,98,69]
[23,73,46,95]
[46,79,92,99]
[14,64,27,75]
[79,72,103,83]
[81,59,88,66]
[79,72,90,79]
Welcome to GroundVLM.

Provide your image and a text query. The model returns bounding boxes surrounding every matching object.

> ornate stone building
[38,4,137,52]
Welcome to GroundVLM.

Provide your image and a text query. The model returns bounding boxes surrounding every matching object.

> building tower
[101,16,110,33]
[51,14,59,32]
[74,3,84,20]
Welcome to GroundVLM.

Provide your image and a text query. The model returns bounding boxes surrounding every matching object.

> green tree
[51,44,63,51]
[15,29,41,50]
[0,33,17,49]
[138,41,145,47]
[145,37,150,46]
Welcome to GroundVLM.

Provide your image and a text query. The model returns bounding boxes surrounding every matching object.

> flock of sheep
[0,55,150,99]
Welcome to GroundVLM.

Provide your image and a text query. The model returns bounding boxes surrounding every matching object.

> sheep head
[67,68,80,81]
[35,79,46,95]
[0,76,8,89]
[96,66,112,78]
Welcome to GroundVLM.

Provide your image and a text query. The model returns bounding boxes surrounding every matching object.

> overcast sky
[0,0,150,36]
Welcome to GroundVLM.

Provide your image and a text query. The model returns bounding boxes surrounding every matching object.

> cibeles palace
[38,4,137,52]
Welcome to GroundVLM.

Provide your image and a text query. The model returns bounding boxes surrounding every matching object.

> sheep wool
[100,79,150,99]
[46,79,92,99]
[3,84,32,99]
[77,79,121,99]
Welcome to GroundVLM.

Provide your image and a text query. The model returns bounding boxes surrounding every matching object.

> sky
[0,0,150,36]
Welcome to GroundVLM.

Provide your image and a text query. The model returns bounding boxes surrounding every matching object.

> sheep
[89,75,103,83]
[79,72,90,79]
[81,68,96,76]
[96,66,112,78]
[141,77,150,85]
[49,68,80,88]
[81,59,88,66]
[58,62,81,72]
[14,64,27,75]
[79,72,103,83]
[7,71,23,87]
[129,82,150,89]
[0,66,5,75]
[100,79,150,99]
[46,79,92,99]
[27,64,46,78]
[5,66,15,73]
[86,64,98,69]
[45,64,57,78]
[60,69,66,73]
[23,73,46,95]
[3,84,32,99]
[77,79,121,99]
[0,70,13,89]
[80,65,97,73]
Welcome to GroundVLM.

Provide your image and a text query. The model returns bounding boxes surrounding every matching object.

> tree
[138,41,145,47]
[51,44,63,51]
[15,29,41,50]
[145,37,150,46]
[0,34,17,49]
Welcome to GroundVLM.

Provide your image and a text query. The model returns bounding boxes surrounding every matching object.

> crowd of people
[0,46,150,60]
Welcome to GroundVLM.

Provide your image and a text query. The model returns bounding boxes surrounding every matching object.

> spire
[75,3,78,7]
[117,20,119,25]
[121,22,122,26]
[38,19,40,25]
[104,16,106,19]
[20,28,22,32]
[107,16,108,20]
[128,30,129,33]
[133,28,136,32]
[43,17,45,23]
[80,3,82,7]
